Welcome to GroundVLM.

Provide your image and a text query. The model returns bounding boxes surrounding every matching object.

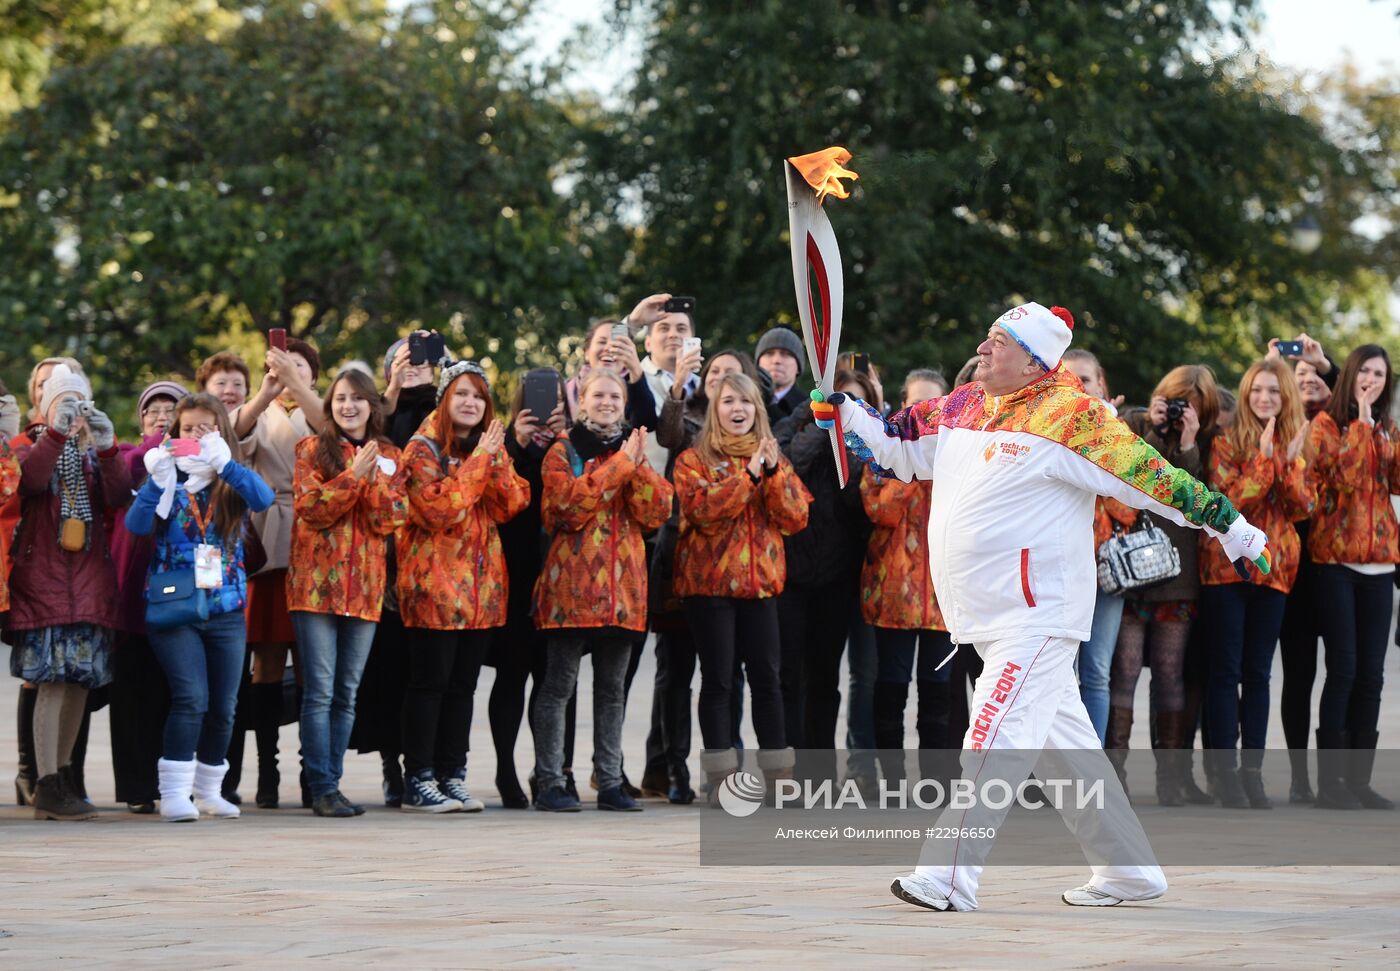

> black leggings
[777,579,856,750]
[401,628,492,777]
[685,596,785,751]
[488,623,575,778]
[1315,565,1394,739]
[1279,550,1324,750]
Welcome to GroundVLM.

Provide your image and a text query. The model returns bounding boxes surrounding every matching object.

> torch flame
[787,146,859,204]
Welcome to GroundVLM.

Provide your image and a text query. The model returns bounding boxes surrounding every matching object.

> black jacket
[774,400,868,588]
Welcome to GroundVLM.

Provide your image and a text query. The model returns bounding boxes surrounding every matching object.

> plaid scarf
[45,427,93,549]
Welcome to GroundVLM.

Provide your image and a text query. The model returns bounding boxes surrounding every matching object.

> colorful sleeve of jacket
[1042,394,1239,533]
[760,457,812,536]
[482,450,530,526]
[1208,437,1275,516]
[626,459,675,532]
[859,472,906,527]
[404,440,487,529]
[1315,414,1384,497]
[541,442,634,532]
[293,439,363,530]
[365,444,410,536]
[673,448,756,527]
[0,440,18,504]
[1278,454,1314,521]
[835,394,946,482]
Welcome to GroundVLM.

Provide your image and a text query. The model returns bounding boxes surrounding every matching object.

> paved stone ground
[2,638,1398,968]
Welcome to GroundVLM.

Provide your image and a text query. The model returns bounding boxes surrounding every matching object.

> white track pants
[911,634,1167,910]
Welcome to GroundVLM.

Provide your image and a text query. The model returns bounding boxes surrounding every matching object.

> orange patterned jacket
[1200,435,1313,593]
[396,420,530,630]
[1306,412,1400,565]
[287,438,408,622]
[533,438,674,632]
[672,448,812,600]
[859,474,945,631]
[0,440,18,613]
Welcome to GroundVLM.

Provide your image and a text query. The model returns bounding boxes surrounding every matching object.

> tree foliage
[601,0,1393,398]
[0,0,620,402]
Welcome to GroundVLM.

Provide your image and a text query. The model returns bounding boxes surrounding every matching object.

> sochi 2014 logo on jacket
[983,441,1032,466]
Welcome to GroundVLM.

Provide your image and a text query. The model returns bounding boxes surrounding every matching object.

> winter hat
[39,363,92,417]
[138,380,189,416]
[991,302,1074,372]
[382,338,407,381]
[436,360,488,404]
[755,327,805,375]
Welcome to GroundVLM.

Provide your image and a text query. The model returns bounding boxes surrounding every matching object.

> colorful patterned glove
[1216,513,1271,579]
[811,389,845,429]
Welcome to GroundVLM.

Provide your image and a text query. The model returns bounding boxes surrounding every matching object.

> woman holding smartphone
[673,372,811,801]
[125,393,274,821]
[531,369,673,811]
[1200,359,1311,808]
[1306,344,1397,810]
[566,319,659,430]
[288,370,408,817]
[397,361,529,813]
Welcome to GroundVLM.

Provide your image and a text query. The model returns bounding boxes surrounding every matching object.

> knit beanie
[383,338,407,382]
[992,303,1075,372]
[39,363,92,417]
[755,327,805,376]
[138,380,189,416]
[436,360,488,404]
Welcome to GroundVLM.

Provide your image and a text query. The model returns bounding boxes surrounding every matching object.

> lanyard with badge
[188,494,224,590]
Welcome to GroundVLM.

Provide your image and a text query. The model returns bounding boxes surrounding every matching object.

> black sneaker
[597,785,642,812]
[312,792,355,818]
[333,790,366,816]
[400,771,462,814]
[535,785,582,812]
[668,783,697,805]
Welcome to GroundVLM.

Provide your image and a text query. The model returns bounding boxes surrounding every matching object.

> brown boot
[699,748,739,809]
[1153,711,1185,807]
[33,773,97,821]
[1105,705,1134,798]
[757,747,797,807]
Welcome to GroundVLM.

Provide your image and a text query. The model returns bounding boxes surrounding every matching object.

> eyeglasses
[142,404,176,419]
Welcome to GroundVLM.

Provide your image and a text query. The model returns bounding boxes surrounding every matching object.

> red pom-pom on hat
[1050,306,1074,331]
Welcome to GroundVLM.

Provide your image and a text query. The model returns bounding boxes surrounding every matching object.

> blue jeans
[292,612,377,797]
[148,610,247,764]
[1078,591,1125,744]
[1201,583,1286,765]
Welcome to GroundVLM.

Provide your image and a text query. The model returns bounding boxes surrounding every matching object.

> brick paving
[2,640,1397,967]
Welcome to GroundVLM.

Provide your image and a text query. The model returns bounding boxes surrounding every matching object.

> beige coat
[236,401,311,573]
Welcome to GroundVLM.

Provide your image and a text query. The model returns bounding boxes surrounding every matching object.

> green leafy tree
[602,0,1392,400]
[0,0,621,406]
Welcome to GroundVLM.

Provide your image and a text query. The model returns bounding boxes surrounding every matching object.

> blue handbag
[145,566,210,630]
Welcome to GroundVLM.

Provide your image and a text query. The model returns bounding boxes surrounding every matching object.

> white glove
[144,446,176,491]
[199,433,233,474]
[175,454,208,478]
[1213,513,1271,578]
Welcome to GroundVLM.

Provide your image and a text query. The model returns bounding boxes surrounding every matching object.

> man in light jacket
[816,302,1270,912]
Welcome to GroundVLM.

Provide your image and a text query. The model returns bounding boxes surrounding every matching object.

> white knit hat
[39,363,92,417]
[992,302,1075,372]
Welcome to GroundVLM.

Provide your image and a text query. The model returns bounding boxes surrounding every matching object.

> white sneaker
[438,775,485,813]
[889,877,952,912]
[1062,883,1164,907]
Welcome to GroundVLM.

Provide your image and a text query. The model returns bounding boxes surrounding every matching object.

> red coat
[859,474,945,631]
[1200,435,1312,594]
[1306,413,1400,565]
[5,425,132,633]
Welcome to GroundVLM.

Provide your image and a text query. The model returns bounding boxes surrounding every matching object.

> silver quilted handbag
[1096,514,1181,595]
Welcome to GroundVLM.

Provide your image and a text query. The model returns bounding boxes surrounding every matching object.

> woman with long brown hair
[288,370,408,816]
[1108,364,1220,805]
[125,392,274,821]
[1200,359,1312,808]
[1306,344,1397,810]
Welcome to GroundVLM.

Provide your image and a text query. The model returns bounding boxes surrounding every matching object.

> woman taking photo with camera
[1306,344,1398,810]
[8,365,130,821]
[397,361,529,813]
[1200,359,1312,808]
[126,393,274,822]
[288,369,408,817]
[1108,364,1219,805]
[672,372,811,800]
[531,369,673,812]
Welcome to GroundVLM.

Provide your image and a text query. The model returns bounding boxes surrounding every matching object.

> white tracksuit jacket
[835,367,1243,644]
